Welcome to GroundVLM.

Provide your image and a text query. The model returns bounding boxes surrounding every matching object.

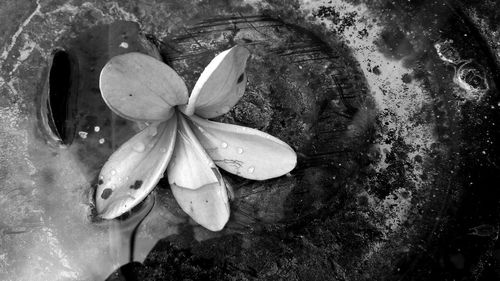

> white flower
[95,46,297,231]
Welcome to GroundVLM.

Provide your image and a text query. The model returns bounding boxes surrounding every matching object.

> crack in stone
[0,0,41,63]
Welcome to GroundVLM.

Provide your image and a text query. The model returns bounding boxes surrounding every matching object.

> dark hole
[48,50,76,144]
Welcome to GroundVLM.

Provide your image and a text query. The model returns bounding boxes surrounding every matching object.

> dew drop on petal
[99,138,105,144]
[133,142,145,152]
[110,170,116,176]
[237,147,244,154]
[221,142,228,148]
[248,166,255,174]
[94,126,100,132]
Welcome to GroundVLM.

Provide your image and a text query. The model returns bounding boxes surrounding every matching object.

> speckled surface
[0,0,499,280]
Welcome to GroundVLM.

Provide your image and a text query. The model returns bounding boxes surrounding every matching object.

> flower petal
[170,182,230,231]
[100,52,188,121]
[187,115,297,180]
[96,116,177,219]
[166,114,221,189]
[180,46,250,118]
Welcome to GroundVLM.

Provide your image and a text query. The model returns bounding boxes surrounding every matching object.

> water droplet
[99,175,104,180]
[98,138,105,144]
[94,126,100,132]
[119,42,129,48]
[149,126,158,136]
[133,142,145,152]
[237,147,244,154]
[248,166,255,173]
[78,131,88,139]
[221,142,228,148]
[110,170,116,176]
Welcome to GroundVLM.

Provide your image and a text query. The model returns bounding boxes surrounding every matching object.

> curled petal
[167,114,221,190]
[180,46,250,118]
[170,182,230,232]
[96,116,177,219]
[187,115,297,180]
[100,52,188,121]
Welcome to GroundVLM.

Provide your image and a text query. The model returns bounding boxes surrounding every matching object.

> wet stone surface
[0,0,500,281]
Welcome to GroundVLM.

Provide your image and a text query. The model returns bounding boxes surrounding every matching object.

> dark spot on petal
[101,188,113,199]
[237,73,244,83]
[129,180,143,190]
[98,179,104,185]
